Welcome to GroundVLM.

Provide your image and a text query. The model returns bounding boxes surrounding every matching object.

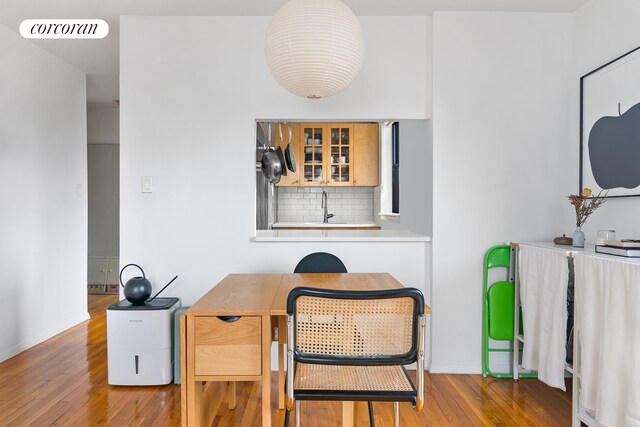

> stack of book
[595,240,640,258]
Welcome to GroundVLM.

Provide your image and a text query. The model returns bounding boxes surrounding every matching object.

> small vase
[573,227,585,248]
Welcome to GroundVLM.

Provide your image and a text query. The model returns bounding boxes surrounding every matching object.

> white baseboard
[428,363,482,374]
[479,363,515,376]
[429,363,537,376]
[0,312,90,364]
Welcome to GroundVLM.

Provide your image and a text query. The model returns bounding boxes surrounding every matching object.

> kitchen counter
[272,221,380,229]
[254,229,431,242]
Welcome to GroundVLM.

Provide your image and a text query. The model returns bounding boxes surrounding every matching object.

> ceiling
[0,0,588,106]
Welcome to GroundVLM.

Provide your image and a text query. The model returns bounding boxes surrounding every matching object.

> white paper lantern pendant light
[265,0,364,99]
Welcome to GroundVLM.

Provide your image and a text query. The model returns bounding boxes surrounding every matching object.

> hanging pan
[261,147,282,184]
[275,146,287,176]
[284,123,297,173]
[277,123,286,176]
[260,122,283,184]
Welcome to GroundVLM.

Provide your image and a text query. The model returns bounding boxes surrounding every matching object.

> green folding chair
[482,245,536,379]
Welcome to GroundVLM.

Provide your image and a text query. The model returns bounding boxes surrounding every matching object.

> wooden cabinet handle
[354,180,358,183]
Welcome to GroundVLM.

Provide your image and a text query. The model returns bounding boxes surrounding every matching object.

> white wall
[379,120,433,234]
[569,0,640,241]
[0,24,88,362]
[120,16,431,305]
[431,12,573,372]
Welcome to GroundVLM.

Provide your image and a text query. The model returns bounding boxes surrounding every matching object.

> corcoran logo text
[19,19,109,39]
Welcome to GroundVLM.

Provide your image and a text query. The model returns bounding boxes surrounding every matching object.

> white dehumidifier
[107,297,180,385]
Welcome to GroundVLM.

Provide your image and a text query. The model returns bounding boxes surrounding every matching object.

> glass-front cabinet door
[301,125,325,185]
[298,123,365,187]
[328,124,353,186]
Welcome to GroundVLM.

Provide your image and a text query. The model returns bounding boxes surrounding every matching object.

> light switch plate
[142,176,153,193]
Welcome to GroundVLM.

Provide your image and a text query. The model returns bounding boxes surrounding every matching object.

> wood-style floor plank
[0,295,572,426]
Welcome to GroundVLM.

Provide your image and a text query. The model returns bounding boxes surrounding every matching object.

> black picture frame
[580,44,640,198]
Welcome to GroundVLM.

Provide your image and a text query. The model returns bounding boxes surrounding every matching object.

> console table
[512,242,640,427]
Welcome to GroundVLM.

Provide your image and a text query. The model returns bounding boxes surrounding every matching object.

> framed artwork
[580,44,640,198]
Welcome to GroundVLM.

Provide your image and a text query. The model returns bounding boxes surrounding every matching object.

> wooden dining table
[180,273,432,427]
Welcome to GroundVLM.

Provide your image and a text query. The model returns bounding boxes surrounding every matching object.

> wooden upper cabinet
[275,123,301,187]
[300,124,326,186]
[289,122,379,187]
[327,124,353,186]
[353,123,379,186]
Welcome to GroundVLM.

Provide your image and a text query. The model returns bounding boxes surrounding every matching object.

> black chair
[293,252,347,274]
[283,287,426,427]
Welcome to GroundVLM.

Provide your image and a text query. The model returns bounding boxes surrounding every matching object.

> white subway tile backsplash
[277,187,375,223]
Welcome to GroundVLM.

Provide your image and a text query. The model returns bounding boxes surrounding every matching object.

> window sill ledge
[378,212,400,222]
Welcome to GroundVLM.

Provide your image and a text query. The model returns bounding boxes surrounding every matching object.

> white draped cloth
[574,253,640,427]
[518,244,569,390]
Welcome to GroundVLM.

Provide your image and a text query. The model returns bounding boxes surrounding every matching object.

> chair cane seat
[295,363,415,393]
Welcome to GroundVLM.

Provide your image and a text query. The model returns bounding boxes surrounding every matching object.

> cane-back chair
[284,287,426,427]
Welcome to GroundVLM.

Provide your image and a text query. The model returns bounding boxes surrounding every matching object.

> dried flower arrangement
[568,188,608,227]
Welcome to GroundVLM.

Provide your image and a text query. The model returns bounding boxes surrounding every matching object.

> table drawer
[194,316,261,376]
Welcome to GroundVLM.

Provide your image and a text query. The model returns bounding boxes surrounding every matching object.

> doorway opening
[87,105,120,297]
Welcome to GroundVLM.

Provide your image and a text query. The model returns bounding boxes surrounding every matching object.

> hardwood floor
[0,295,572,426]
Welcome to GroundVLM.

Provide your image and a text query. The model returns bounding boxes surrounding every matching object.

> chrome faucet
[321,191,334,223]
